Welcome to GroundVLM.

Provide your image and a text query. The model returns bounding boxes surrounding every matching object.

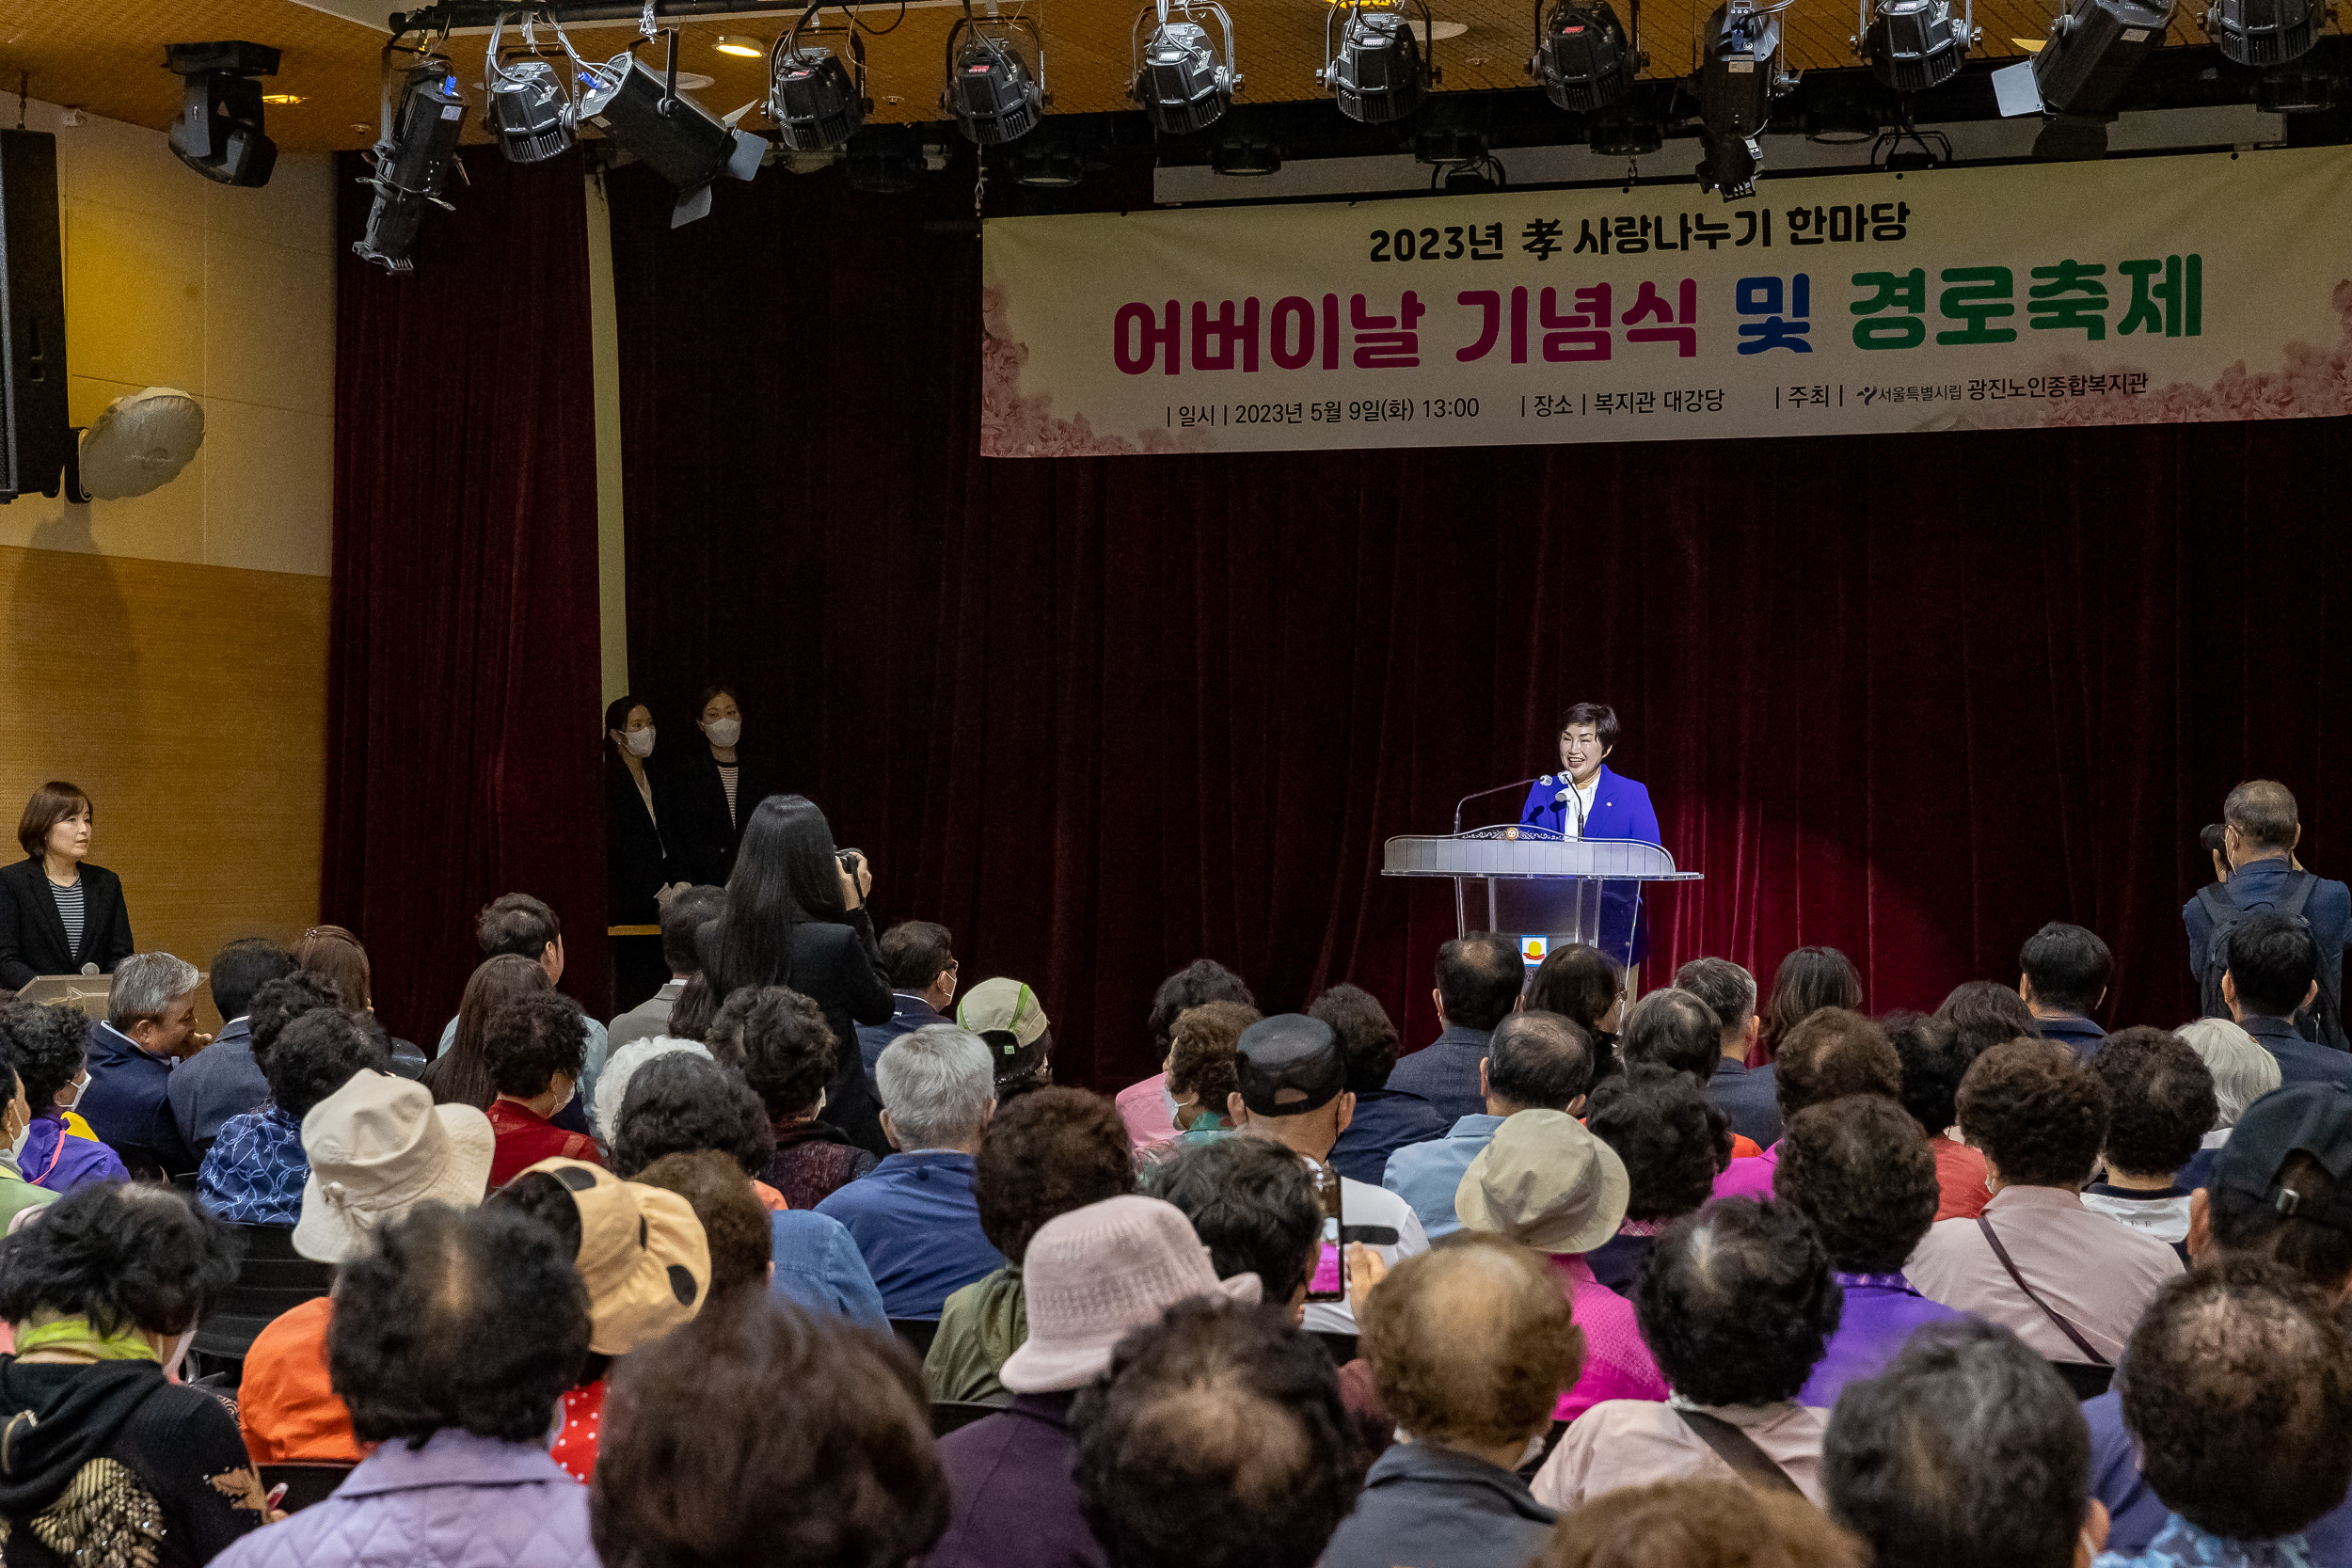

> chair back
[890,1317,941,1359]
[190,1225,336,1371]
[2050,1361,2116,1401]
[930,1400,1002,1436]
[259,1461,358,1514]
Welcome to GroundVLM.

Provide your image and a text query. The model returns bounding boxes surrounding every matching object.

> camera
[2200,823,2229,856]
[837,848,866,873]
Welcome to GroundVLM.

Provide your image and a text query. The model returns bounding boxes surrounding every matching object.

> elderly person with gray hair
[816,1022,1004,1319]
[2173,1016,2282,1194]
[81,950,208,1180]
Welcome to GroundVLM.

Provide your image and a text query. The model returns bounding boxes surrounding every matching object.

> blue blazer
[1515,765,1661,966]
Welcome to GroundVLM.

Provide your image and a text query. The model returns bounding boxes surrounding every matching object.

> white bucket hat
[294,1070,497,1262]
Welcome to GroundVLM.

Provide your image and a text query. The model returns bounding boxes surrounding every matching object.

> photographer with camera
[2185,781,2348,1050]
[697,794,896,1156]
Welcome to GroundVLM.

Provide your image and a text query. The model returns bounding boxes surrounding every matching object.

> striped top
[48,878,84,958]
[719,765,740,828]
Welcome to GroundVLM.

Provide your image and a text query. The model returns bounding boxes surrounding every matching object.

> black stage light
[1320,0,1433,124]
[771,4,871,151]
[2031,0,2175,122]
[1132,0,1240,135]
[2202,0,2316,65]
[1209,129,1282,173]
[1694,0,1788,198]
[580,46,764,225]
[943,1,1048,146]
[1856,0,1977,90]
[483,12,579,165]
[353,60,467,274]
[165,40,281,187]
[1531,0,1636,113]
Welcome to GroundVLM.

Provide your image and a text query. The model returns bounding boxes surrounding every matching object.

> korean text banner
[978,147,2352,457]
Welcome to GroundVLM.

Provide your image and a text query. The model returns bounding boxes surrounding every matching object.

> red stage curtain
[604,161,2352,1094]
[324,150,607,1046]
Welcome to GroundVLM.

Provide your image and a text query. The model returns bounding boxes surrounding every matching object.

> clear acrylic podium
[1381,828,1701,968]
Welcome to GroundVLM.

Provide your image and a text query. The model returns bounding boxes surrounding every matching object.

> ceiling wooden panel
[0,0,2215,150]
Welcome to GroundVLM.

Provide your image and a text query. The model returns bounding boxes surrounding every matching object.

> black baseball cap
[2212,1082,2352,1233]
[1234,1014,1347,1117]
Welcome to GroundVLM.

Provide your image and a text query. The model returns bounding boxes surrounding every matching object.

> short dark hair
[1309,985,1401,1094]
[0,999,90,1110]
[1823,1319,2090,1568]
[1558,702,1620,750]
[1674,958,1757,1040]
[1167,1001,1257,1110]
[294,926,375,1013]
[1525,945,1624,1036]
[2120,1259,2352,1542]
[1151,1134,1321,1305]
[1774,1008,1901,1121]
[2226,912,2322,1020]
[666,973,717,1043]
[2018,922,2112,1014]
[613,1053,775,1180]
[1620,989,1724,1084]
[1436,933,1523,1033]
[733,986,836,1119]
[659,887,725,975]
[975,1086,1133,1262]
[1636,1199,1838,1407]
[248,973,344,1070]
[1882,1010,1971,1139]
[476,893,561,959]
[1778,1097,1941,1274]
[1957,1037,2109,1190]
[878,920,955,991]
[2090,1027,2217,1180]
[1362,1236,1584,1449]
[1148,960,1257,1051]
[16,781,90,861]
[593,1295,947,1568]
[1586,1063,1732,1223]
[331,1203,590,1447]
[1073,1297,1357,1568]
[633,1149,774,1300]
[1933,979,2043,1058]
[1486,1010,1595,1112]
[480,991,588,1100]
[2210,1150,2352,1292]
[1764,947,1863,1051]
[263,1008,394,1120]
[210,938,295,1022]
[0,1183,238,1336]
[2226,779,2300,850]
[1543,1481,1866,1568]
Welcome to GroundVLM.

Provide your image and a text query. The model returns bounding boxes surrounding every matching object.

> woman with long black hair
[697,796,894,1155]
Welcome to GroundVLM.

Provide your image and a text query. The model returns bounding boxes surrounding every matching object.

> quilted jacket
[210,1428,596,1568]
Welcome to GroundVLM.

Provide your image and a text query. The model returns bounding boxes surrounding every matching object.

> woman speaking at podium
[1518,704,1661,970]
[0,782,135,990]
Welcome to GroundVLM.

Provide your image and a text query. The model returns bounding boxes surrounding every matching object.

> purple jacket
[210,1429,596,1568]
[19,1111,128,1194]
[1801,1274,1970,1410]
[929,1391,1103,1568]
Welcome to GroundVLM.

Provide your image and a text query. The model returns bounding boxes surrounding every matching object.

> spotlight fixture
[1319,0,1436,124]
[483,11,582,165]
[1853,0,1978,90]
[1131,0,1240,135]
[164,40,281,187]
[1208,128,1282,173]
[2033,0,2176,121]
[1529,0,1638,113]
[2201,0,2317,64]
[715,35,767,57]
[580,39,765,226]
[1693,0,1791,199]
[353,57,467,273]
[943,0,1049,145]
[770,3,870,151]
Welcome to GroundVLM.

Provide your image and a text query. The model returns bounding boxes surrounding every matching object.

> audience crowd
[0,776,2344,1568]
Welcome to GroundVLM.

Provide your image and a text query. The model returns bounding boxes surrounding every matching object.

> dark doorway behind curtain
[325,150,607,1047]
[604,160,2352,1095]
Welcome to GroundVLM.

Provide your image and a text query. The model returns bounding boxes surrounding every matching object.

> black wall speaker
[0,129,70,503]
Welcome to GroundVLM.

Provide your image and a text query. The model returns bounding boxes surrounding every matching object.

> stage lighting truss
[771,3,872,152]
[1131,0,1241,135]
[1852,0,1979,91]
[353,43,469,274]
[1319,0,1438,125]
[2200,0,2320,65]
[579,27,765,226]
[1529,0,1641,114]
[483,9,590,165]
[1693,0,1794,200]
[942,0,1049,146]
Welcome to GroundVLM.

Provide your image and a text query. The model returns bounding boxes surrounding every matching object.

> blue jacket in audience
[2037,1012,2107,1059]
[2086,1388,2352,1565]
[167,1013,269,1156]
[81,1020,198,1180]
[769,1209,889,1333]
[1383,1114,1505,1240]
[1320,1441,1557,1568]
[2241,1015,2352,1088]
[856,993,946,1095]
[1386,1025,1497,1126]
[815,1148,1005,1321]
[1330,1086,1447,1186]
[1706,1057,1781,1148]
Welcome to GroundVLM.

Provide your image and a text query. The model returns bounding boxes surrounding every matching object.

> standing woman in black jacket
[665,687,777,889]
[0,782,135,990]
[697,795,894,1155]
[604,694,676,1011]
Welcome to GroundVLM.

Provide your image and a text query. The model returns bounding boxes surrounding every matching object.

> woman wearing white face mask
[668,685,775,889]
[605,695,680,1010]
[0,999,128,1194]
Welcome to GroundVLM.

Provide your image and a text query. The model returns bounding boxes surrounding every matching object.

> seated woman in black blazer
[0,782,134,990]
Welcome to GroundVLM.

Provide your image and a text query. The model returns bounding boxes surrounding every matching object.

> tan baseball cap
[1454,1109,1629,1256]
[517,1158,713,1355]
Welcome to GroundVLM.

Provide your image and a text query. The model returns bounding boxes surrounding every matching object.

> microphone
[79,963,97,976]
[1453,777,1549,836]
[1554,779,1590,836]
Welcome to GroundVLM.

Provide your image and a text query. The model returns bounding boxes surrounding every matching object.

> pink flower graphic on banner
[980,285,1214,457]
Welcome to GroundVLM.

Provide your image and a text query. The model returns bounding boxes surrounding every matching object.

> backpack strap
[1978,1216,2110,1367]
[2280,870,2318,920]
[1676,1408,1808,1497]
